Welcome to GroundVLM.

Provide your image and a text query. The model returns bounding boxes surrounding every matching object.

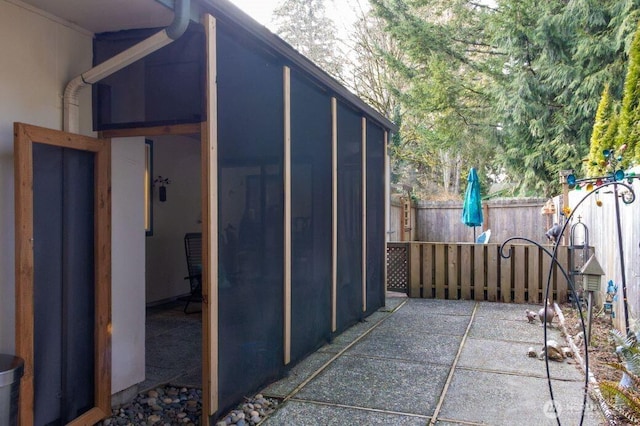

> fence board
[434,244,446,299]
[422,244,434,298]
[460,245,472,300]
[514,245,526,303]
[541,246,553,304]
[486,245,498,302]
[474,245,485,301]
[406,198,549,245]
[409,243,421,298]
[556,246,568,303]
[386,242,571,303]
[448,245,459,300]
[500,245,513,302]
[528,246,540,303]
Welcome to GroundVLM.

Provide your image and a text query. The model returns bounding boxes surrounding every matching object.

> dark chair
[183,232,202,314]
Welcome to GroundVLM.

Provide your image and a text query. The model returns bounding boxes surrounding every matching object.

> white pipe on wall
[63,0,190,133]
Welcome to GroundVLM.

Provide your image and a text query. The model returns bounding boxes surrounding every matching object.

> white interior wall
[145,135,201,304]
[0,0,94,355]
[111,137,146,393]
[0,0,148,396]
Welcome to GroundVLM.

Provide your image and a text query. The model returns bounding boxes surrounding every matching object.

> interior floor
[139,292,406,394]
[141,299,202,392]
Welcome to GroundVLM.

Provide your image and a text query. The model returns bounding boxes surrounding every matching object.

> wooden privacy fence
[396,242,571,303]
[389,197,551,246]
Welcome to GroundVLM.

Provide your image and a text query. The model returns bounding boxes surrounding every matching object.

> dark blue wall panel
[33,144,95,424]
[290,70,332,363]
[216,21,285,415]
[336,102,363,332]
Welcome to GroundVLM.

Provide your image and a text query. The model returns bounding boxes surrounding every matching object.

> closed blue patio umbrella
[462,167,483,241]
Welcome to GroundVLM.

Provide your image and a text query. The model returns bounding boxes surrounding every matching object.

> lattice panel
[387,244,408,292]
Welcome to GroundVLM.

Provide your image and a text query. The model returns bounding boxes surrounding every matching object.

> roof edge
[196,0,398,133]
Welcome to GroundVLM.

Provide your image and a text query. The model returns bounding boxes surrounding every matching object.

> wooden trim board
[202,13,219,421]
[14,122,111,425]
[283,65,292,364]
[331,97,337,332]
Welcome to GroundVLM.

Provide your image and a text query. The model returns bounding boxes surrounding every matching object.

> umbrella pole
[473,226,476,242]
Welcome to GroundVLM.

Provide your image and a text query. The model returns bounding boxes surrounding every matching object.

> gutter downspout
[63,0,190,133]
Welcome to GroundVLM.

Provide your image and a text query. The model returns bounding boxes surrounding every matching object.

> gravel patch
[101,386,202,425]
[100,386,280,426]
[215,394,280,426]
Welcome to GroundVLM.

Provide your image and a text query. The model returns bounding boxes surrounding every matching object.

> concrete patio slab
[475,301,543,320]
[399,298,476,316]
[143,294,608,425]
[438,369,604,425]
[380,311,471,336]
[317,317,384,354]
[170,366,201,388]
[138,364,183,392]
[146,311,200,339]
[261,352,335,398]
[469,315,565,343]
[294,354,450,416]
[146,332,200,372]
[383,296,407,312]
[262,399,429,425]
[458,337,585,381]
[346,326,463,366]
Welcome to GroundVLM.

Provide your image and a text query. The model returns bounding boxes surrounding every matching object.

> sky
[228,0,280,26]
[228,0,366,34]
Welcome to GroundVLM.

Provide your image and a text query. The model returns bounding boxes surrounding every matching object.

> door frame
[14,122,112,425]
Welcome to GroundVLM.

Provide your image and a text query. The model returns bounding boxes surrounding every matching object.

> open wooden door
[14,123,111,425]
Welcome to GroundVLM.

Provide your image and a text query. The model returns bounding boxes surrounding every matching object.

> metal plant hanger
[499,145,639,425]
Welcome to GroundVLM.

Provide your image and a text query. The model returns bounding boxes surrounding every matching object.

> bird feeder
[568,219,592,275]
[580,254,604,292]
[578,254,604,346]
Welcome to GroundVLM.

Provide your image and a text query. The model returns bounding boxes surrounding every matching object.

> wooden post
[434,244,446,299]
[559,170,573,245]
[384,132,389,298]
[331,97,338,332]
[402,197,411,241]
[361,117,367,312]
[473,245,485,301]
[202,13,218,419]
[283,66,291,364]
[409,243,421,297]
[422,244,434,298]
[483,203,490,232]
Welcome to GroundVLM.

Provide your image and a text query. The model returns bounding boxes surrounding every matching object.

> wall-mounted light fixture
[154,176,171,202]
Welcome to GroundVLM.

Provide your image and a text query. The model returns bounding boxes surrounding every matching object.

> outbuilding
[0,0,395,423]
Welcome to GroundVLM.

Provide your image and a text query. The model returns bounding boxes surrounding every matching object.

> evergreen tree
[272,0,343,79]
[490,0,637,194]
[617,23,640,166]
[585,84,617,177]
[370,0,498,196]
[370,0,640,196]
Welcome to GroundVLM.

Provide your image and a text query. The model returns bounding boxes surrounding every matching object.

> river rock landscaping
[101,386,202,425]
[101,386,279,426]
[214,394,279,426]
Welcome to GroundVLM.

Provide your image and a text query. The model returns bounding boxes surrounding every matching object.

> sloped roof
[197,0,398,132]
[19,0,397,132]
[580,254,605,276]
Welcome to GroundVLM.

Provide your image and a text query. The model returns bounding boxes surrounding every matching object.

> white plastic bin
[0,354,24,426]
